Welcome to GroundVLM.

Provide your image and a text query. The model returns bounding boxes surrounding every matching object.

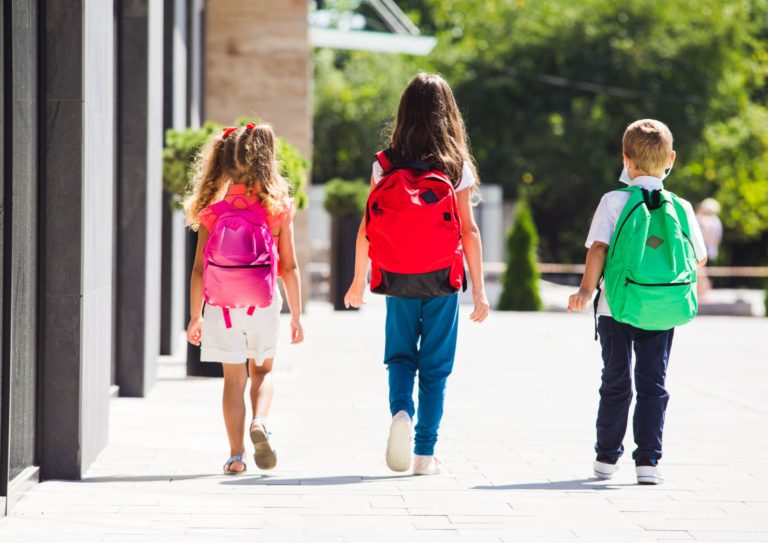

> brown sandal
[250,418,277,470]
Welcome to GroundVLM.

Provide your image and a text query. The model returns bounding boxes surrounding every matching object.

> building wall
[206,0,311,157]
[1,0,201,507]
[205,0,312,304]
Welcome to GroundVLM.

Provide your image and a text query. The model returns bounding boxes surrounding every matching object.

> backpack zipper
[625,278,691,287]
[611,201,644,258]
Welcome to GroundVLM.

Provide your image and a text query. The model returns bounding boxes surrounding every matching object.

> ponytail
[183,135,228,230]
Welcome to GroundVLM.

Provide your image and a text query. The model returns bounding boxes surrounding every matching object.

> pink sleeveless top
[198,183,295,236]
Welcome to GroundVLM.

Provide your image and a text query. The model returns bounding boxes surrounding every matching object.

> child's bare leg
[222,363,248,472]
[248,358,274,427]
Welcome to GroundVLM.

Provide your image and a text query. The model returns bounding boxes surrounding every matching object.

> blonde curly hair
[183,123,292,230]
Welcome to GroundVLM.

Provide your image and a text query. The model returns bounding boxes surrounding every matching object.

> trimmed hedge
[498,197,543,311]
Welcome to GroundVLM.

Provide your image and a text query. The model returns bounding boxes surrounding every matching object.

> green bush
[162,119,308,210]
[162,121,222,206]
[277,137,309,210]
[323,178,370,219]
[497,197,543,311]
[764,278,768,318]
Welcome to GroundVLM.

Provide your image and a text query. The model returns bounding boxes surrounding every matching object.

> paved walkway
[2,298,767,542]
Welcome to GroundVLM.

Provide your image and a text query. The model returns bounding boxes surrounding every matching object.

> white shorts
[200,289,282,365]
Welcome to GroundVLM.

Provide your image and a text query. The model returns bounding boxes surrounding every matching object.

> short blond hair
[622,119,673,175]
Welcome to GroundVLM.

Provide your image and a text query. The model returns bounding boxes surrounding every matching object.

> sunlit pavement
[1,297,767,542]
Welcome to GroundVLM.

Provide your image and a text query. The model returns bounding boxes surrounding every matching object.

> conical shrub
[498,197,543,311]
[764,277,768,318]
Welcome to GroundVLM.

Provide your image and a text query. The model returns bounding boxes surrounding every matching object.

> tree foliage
[316,0,768,264]
[312,48,431,184]
[429,0,768,262]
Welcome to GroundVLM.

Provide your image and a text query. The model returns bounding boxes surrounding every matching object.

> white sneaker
[385,411,412,472]
[636,464,664,485]
[413,455,442,476]
[593,460,619,480]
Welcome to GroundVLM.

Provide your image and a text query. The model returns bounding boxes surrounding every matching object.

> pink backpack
[203,196,277,328]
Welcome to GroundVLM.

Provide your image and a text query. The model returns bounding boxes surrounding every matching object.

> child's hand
[567,289,593,313]
[187,317,203,346]
[344,279,366,309]
[470,289,490,323]
[290,317,304,344]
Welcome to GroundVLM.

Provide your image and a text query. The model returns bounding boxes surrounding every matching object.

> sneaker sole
[250,427,277,470]
[414,462,441,476]
[637,475,663,485]
[593,461,617,480]
[593,469,615,480]
[386,418,411,472]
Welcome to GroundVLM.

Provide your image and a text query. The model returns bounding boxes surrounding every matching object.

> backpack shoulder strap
[375,149,393,172]
[615,186,646,220]
[608,187,648,255]
[667,191,692,237]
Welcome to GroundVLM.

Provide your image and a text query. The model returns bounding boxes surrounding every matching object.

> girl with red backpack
[184,123,304,475]
[344,73,490,475]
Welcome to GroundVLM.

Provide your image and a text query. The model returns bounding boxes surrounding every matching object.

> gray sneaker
[593,459,619,480]
[636,464,664,485]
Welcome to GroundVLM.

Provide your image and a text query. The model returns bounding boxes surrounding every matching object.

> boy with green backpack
[568,119,707,485]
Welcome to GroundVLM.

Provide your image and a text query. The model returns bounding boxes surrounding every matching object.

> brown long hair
[390,73,479,191]
[184,123,291,230]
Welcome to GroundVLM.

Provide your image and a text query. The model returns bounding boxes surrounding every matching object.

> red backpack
[365,149,466,298]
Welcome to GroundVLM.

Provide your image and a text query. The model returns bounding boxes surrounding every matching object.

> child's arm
[457,190,490,323]
[567,242,608,312]
[343,176,375,309]
[187,227,210,346]
[277,219,304,344]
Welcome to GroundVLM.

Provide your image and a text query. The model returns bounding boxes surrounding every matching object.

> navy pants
[596,316,674,464]
[385,294,459,456]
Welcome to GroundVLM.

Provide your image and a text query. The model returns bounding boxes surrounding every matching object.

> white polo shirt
[585,176,707,316]
[372,161,476,192]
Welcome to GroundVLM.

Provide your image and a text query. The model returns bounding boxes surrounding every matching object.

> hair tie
[222,127,238,138]
[245,122,257,130]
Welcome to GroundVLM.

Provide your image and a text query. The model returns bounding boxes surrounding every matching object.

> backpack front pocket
[618,278,697,330]
[204,262,274,308]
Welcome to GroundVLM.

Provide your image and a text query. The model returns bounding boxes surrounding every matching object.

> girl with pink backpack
[184,123,304,475]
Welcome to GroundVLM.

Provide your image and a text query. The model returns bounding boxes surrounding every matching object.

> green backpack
[602,186,698,331]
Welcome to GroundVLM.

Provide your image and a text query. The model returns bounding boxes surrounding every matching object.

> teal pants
[384,293,459,456]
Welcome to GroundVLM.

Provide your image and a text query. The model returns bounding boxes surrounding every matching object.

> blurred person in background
[696,198,723,299]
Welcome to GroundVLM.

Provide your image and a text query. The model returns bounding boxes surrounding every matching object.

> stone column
[115,0,164,397]
[1,0,38,492]
[38,0,114,479]
[160,0,188,356]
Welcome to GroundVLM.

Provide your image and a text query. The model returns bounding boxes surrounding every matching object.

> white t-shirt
[585,176,707,316]
[372,160,476,192]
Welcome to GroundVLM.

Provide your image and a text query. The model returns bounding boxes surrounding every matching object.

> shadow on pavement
[220,474,413,486]
[473,478,631,491]
[80,474,222,483]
